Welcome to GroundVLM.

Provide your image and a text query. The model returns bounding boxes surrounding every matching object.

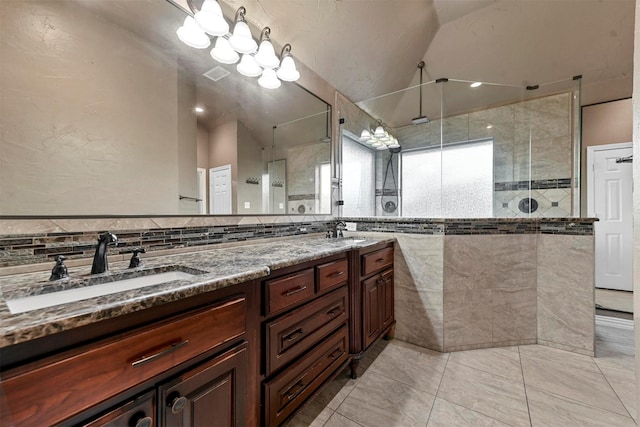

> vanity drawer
[316,258,348,292]
[0,297,246,427]
[362,247,394,276]
[265,268,315,315]
[264,325,348,426]
[265,286,348,375]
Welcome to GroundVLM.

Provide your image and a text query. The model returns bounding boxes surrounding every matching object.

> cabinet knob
[128,411,152,427]
[167,392,188,414]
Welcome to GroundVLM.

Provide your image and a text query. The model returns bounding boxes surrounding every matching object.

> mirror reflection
[0,0,331,216]
[342,78,581,218]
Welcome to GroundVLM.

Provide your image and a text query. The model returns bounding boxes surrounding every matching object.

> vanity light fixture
[177,4,300,88]
[237,53,262,77]
[470,81,483,88]
[194,0,228,36]
[359,122,400,150]
[254,27,280,69]
[176,16,211,49]
[258,68,281,89]
[210,37,239,64]
[229,7,258,54]
[276,44,301,82]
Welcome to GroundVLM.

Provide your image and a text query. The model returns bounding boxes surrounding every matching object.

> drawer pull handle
[167,391,188,414]
[327,306,341,317]
[329,348,344,360]
[376,257,386,263]
[328,271,345,278]
[132,340,189,367]
[285,380,305,401]
[284,285,307,296]
[284,328,304,342]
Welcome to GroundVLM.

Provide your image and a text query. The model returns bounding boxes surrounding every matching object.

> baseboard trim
[595,314,634,330]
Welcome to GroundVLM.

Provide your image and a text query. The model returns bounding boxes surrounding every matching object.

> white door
[196,168,207,215]
[587,143,633,291]
[209,165,232,215]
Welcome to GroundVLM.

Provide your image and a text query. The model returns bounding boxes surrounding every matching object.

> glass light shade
[376,145,388,150]
[236,54,261,77]
[176,16,210,49]
[388,143,400,149]
[254,40,279,69]
[229,21,257,53]
[258,68,281,89]
[373,126,385,138]
[276,56,300,82]
[195,0,229,36]
[210,37,239,64]
[359,129,371,142]
[371,141,383,148]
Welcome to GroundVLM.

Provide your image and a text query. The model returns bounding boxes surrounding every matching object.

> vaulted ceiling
[190,0,634,106]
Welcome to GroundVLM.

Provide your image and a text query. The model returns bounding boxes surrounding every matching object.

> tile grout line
[524,383,637,423]
[517,346,534,427]
[425,352,451,426]
[592,356,636,421]
[325,370,364,427]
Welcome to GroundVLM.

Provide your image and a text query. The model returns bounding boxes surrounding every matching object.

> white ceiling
[185,0,635,107]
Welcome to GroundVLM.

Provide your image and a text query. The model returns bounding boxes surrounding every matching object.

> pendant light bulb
[176,16,211,49]
[195,0,229,36]
[210,37,239,64]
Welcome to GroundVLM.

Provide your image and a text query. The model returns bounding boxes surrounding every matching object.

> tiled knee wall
[348,218,595,356]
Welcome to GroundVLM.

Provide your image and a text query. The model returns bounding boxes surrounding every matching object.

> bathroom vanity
[0,236,395,427]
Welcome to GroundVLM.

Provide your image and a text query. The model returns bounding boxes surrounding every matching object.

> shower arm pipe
[417,61,424,118]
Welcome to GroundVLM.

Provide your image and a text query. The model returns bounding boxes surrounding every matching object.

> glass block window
[342,132,375,217]
[402,139,494,217]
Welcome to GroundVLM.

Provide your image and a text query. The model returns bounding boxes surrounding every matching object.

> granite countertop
[0,235,393,348]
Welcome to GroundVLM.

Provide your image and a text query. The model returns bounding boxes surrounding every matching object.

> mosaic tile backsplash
[0,216,595,269]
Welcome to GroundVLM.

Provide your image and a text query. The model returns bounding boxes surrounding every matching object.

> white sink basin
[6,271,195,314]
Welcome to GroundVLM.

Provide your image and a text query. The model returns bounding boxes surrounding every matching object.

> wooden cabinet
[362,269,394,349]
[159,343,247,427]
[83,391,155,427]
[261,254,350,426]
[0,282,258,427]
[349,243,395,379]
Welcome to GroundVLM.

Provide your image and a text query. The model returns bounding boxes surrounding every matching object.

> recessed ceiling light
[194,106,205,113]
[486,125,493,129]
[470,82,482,88]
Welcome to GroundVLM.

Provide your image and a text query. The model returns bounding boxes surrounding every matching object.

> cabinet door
[159,343,247,427]
[362,275,381,349]
[380,269,394,331]
[83,391,155,427]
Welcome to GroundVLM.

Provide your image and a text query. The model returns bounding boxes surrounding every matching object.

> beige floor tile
[594,359,637,419]
[368,340,449,395]
[283,399,334,427]
[595,289,633,313]
[447,346,523,382]
[427,398,511,427]
[519,344,601,373]
[520,354,628,416]
[324,413,365,427]
[336,371,435,427]
[311,370,359,411]
[438,361,530,427]
[526,386,635,427]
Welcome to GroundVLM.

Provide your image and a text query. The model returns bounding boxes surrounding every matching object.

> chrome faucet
[91,232,118,274]
[331,221,347,238]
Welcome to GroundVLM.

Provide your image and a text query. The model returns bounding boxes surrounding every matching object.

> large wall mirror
[0,0,331,216]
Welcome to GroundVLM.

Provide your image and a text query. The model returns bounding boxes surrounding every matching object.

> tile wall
[350,217,595,356]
